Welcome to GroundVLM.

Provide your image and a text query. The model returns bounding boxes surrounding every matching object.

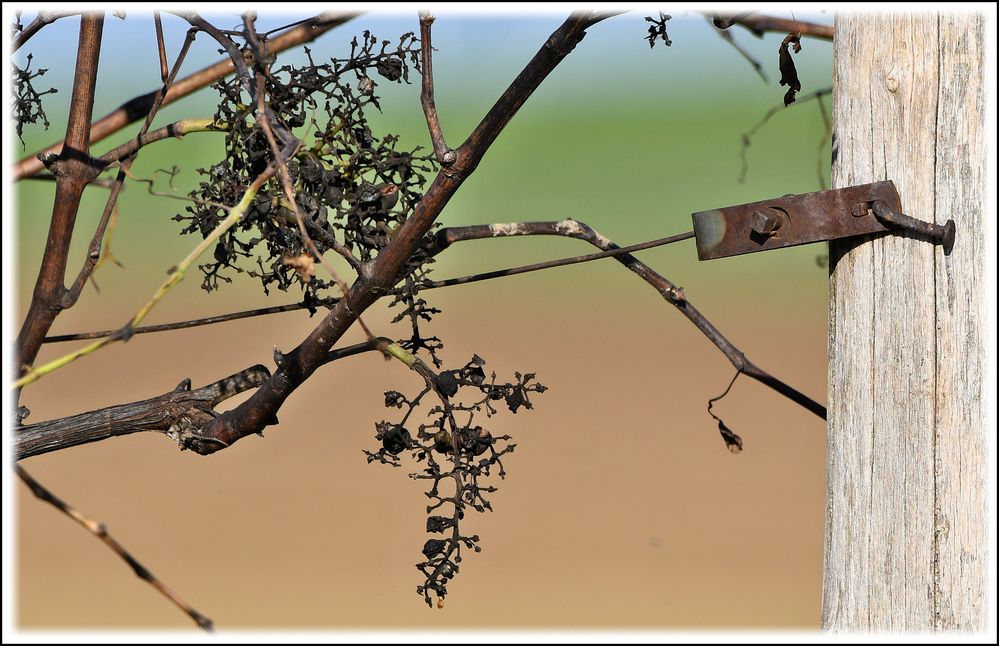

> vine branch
[15,13,105,377]
[15,464,215,630]
[14,12,358,180]
[425,219,826,420]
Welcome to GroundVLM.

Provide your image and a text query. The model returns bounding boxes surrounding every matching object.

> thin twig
[97,118,222,166]
[178,12,254,96]
[43,299,336,343]
[15,465,213,631]
[153,11,169,83]
[419,12,455,166]
[708,16,767,83]
[14,12,357,180]
[738,86,833,184]
[417,230,695,290]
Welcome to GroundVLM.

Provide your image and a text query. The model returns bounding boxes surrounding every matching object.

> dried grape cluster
[173,31,436,298]
[169,23,546,607]
[644,12,673,48]
[12,52,57,144]
[365,354,547,607]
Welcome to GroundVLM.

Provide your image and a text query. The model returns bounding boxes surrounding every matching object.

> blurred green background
[13,9,833,631]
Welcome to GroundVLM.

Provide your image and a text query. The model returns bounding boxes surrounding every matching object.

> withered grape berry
[439,562,457,580]
[458,426,491,456]
[381,425,411,455]
[505,389,526,413]
[422,539,446,559]
[464,364,486,385]
[426,516,454,533]
[377,57,404,81]
[384,391,406,408]
[435,371,459,397]
[432,429,453,454]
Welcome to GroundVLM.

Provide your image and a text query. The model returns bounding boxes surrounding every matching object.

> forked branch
[15,365,271,460]
[15,13,104,376]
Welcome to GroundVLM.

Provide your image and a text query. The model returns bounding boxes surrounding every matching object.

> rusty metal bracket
[691,181,955,261]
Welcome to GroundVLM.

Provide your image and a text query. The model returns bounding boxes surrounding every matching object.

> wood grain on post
[825,13,985,631]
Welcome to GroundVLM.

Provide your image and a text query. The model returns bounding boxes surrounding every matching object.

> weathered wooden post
[824,13,986,631]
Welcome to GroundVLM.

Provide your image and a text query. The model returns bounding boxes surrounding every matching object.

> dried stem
[419,12,454,166]
[707,369,745,453]
[14,12,357,180]
[15,465,214,630]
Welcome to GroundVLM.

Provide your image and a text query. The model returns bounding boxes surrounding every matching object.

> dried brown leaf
[282,252,315,283]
